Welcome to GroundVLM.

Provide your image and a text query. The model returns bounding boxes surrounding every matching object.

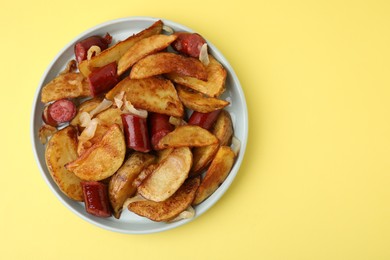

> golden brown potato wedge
[128,176,200,222]
[213,109,234,146]
[155,125,218,150]
[41,72,90,103]
[45,126,84,201]
[106,77,184,117]
[190,143,219,177]
[166,55,227,97]
[190,110,234,175]
[66,124,126,181]
[130,52,208,80]
[117,34,178,75]
[77,107,123,155]
[78,20,163,77]
[109,152,156,218]
[176,85,230,113]
[193,146,236,205]
[138,147,192,202]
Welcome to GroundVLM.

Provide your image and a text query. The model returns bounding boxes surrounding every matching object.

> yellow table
[1,0,390,259]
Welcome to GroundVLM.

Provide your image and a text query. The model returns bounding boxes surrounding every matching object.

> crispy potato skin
[129,176,200,222]
[193,146,236,205]
[66,124,126,181]
[156,125,218,150]
[41,72,90,103]
[78,20,163,77]
[138,147,192,202]
[45,126,84,201]
[109,152,156,219]
[117,34,178,75]
[166,55,226,97]
[106,77,184,117]
[130,52,208,80]
[213,110,234,146]
[177,85,229,113]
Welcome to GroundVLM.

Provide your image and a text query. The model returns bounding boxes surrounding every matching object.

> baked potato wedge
[177,85,230,113]
[190,110,234,175]
[45,126,84,201]
[166,55,226,97]
[130,52,208,80]
[78,20,163,77]
[193,146,236,205]
[106,77,184,117]
[109,152,156,218]
[66,124,126,181]
[155,125,218,150]
[128,176,200,222]
[77,107,123,155]
[41,72,90,103]
[138,147,192,202]
[213,109,234,146]
[117,34,178,75]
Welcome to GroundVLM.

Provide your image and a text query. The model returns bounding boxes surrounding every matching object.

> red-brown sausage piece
[172,32,206,58]
[47,99,77,124]
[149,113,174,150]
[87,62,119,97]
[188,110,222,130]
[42,105,58,127]
[121,114,151,153]
[74,33,112,63]
[81,181,112,218]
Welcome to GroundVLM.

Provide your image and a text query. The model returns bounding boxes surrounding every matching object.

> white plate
[30,16,248,234]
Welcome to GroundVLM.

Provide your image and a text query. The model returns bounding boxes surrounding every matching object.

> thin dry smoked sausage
[74,33,112,63]
[149,113,174,150]
[172,32,206,58]
[47,99,77,125]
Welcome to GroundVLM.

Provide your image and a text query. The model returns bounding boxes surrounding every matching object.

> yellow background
[1,0,390,259]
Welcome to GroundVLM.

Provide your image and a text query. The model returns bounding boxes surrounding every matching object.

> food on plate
[121,113,151,153]
[87,62,119,96]
[172,32,206,58]
[166,55,227,97]
[117,34,178,75]
[109,152,155,218]
[188,110,222,130]
[193,146,236,205]
[43,99,77,126]
[191,110,234,175]
[138,147,192,202]
[106,77,184,117]
[82,181,111,217]
[66,124,126,181]
[78,20,163,77]
[128,176,200,222]
[45,126,84,201]
[74,33,112,63]
[130,52,208,80]
[149,113,174,150]
[177,85,230,113]
[39,20,240,223]
[155,125,219,150]
[41,72,90,103]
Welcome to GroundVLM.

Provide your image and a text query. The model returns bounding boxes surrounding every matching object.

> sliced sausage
[74,33,112,63]
[172,32,206,58]
[81,181,112,218]
[121,113,151,153]
[47,99,77,124]
[87,62,119,97]
[188,109,222,130]
[149,113,174,150]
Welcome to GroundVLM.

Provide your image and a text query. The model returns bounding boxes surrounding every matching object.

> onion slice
[123,194,146,209]
[87,45,102,60]
[162,25,174,34]
[199,43,209,66]
[231,136,241,156]
[168,206,195,222]
[38,125,57,144]
[89,98,113,118]
[123,100,148,118]
[113,91,125,109]
[78,118,99,142]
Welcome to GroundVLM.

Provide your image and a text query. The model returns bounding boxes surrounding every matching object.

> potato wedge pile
[39,20,240,223]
